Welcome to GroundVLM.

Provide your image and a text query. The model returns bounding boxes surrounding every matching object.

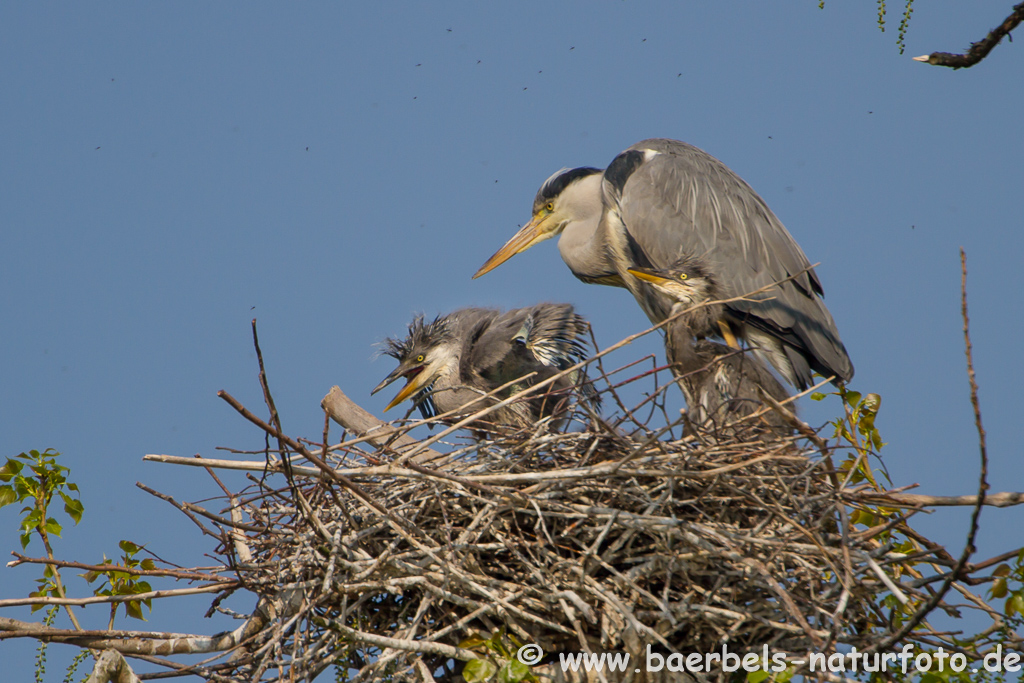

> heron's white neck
[555,174,615,282]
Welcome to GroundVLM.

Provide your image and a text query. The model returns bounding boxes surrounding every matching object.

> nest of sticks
[136,321,1022,683]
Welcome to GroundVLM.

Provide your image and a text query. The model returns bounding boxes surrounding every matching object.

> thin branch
[0,582,235,609]
[864,248,989,654]
[848,490,1024,508]
[6,554,227,581]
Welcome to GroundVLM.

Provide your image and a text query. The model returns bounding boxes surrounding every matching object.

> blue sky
[2,2,1022,678]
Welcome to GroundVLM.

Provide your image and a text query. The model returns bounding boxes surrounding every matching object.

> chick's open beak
[371,366,405,396]
[472,214,556,279]
[372,364,431,412]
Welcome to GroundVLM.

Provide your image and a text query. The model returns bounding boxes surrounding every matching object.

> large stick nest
[181,341,1014,683]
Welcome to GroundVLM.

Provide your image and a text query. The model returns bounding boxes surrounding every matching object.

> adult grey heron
[627,256,791,431]
[473,138,853,390]
[372,304,597,430]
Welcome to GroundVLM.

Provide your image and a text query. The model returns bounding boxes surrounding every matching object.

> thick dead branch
[913,2,1024,68]
[86,650,140,683]
[321,385,449,465]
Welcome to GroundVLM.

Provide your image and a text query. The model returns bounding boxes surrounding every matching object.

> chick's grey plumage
[629,256,791,430]
[373,304,596,430]
[474,138,853,390]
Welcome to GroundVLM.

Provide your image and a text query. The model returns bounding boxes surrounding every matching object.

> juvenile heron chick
[627,257,791,430]
[372,304,598,431]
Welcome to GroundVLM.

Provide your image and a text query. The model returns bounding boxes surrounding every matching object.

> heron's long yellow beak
[472,214,556,279]
[626,267,671,287]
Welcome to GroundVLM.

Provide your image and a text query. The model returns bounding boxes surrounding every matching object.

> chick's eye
[677,273,689,281]
[416,354,425,363]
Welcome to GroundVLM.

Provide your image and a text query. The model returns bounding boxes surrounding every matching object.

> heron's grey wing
[516,303,590,370]
[463,308,532,391]
[467,305,586,384]
[608,138,853,384]
[519,304,601,410]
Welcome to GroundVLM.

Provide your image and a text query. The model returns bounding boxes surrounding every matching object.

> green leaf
[871,431,884,451]
[140,559,156,571]
[459,636,489,650]
[62,497,84,524]
[775,666,795,682]
[1006,593,1024,617]
[462,657,497,683]
[0,458,24,481]
[125,599,145,621]
[993,564,1011,578]
[498,660,530,683]
[990,578,1008,599]
[746,670,770,683]
[845,390,862,407]
[0,485,17,507]
[810,392,826,401]
[43,518,63,537]
[119,540,141,555]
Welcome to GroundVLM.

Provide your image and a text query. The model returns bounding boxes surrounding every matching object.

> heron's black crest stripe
[537,167,601,202]
[603,150,646,199]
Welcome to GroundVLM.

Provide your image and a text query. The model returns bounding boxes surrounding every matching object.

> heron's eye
[545,202,554,213]
[416,354,425,363]
[677,273,689,281]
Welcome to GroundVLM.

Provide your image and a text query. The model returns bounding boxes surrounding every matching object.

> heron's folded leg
[717,320,740,350]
